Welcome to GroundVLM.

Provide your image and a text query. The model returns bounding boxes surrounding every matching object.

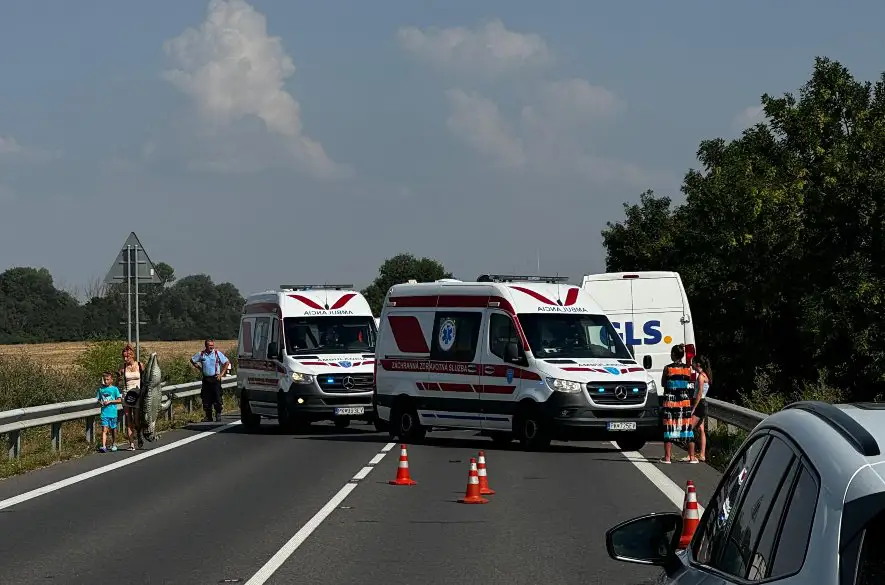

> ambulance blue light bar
[477,274,569,284]
[280,284,354,291]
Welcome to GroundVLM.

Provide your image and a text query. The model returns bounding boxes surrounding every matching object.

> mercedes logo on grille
[614,386,629,400]
[342,376,355,390]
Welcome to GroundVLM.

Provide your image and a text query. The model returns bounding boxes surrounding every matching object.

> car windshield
[283,316,376,354]
[517,313,633,360]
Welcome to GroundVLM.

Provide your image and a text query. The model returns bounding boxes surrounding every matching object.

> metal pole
[126,245,132,345]
[134,245,140,362]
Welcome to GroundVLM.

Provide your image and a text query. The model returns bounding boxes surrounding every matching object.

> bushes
[0,340,239,413]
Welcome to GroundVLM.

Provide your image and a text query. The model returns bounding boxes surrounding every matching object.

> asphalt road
[0,417,722,585]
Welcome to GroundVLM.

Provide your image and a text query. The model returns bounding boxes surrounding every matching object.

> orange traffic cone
[477,451,495,495]
[458,458,489,504]
[389,444,417,485]
[677,480,700,549]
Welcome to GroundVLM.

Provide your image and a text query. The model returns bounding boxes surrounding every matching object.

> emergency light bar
[476,274,570,284]
[279,284,354,291]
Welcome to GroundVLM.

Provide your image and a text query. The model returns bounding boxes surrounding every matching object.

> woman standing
[659,344,697,464]
[690,355,712,462]
[118,344,144,451]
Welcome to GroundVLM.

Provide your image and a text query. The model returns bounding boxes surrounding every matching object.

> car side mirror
[504,341,522,364]
[267,342,280,360]
[643,355,652,369]
[605,512,682,567]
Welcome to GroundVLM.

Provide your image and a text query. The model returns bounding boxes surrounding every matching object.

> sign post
[104,232,161,361]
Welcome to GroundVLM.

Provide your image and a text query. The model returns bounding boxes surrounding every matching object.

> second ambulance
[373,275,662,450]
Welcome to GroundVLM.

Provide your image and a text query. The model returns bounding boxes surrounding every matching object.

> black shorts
[694,398,707,421]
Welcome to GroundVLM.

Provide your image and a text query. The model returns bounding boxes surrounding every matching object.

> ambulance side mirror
[504,341,523,364]
[267,342,280,360]
[643,355,652,369]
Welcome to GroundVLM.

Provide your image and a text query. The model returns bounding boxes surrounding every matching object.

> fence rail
[2,378,237,459]
[705,397,768,432]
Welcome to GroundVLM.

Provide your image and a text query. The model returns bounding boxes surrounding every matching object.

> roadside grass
[0,341,239,481]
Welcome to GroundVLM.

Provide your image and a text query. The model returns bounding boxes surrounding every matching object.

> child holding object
[96,371,122,453]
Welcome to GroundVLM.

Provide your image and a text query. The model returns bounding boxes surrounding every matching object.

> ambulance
[236,284,378,431]
[372,275,662,451]
[580,271,696,384]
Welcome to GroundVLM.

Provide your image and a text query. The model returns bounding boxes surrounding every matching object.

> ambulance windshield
[518,313,632,360]
[283,316,376,354]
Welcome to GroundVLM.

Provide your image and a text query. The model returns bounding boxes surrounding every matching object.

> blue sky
[2,0,884,299]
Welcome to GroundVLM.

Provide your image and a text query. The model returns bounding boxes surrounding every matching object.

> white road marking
[367,453,385,465]
[611,442,706,515]
[244,441,398,585]
[0,421,241,511]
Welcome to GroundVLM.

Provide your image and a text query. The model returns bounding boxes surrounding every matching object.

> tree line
[603,56,885,406]
[0,253,452,344]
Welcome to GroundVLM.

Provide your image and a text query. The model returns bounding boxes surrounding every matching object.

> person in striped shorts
[659,344,698,464]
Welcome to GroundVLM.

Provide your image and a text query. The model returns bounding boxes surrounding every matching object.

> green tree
[361,253,453,315]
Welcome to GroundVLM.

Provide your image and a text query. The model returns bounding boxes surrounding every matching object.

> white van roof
[385,275,607,316]
[581,271,682,282]
[243,285,373,318]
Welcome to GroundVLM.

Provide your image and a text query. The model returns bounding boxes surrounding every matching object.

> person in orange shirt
[659,344,697,464]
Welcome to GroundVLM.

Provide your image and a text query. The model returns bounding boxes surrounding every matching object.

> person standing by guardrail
[659,343,698,464]
[191,339,230,422]
[690,355,712,463]
[118,344,144,451]
[96,371,121,453]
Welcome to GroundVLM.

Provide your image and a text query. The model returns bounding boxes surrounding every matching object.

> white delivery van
[580,271,696,385]
[236,284,379,431]
[373,274,662,451]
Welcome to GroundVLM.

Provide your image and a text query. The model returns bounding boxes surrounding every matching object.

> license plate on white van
[334,407,364,416]
[607,421,637,431]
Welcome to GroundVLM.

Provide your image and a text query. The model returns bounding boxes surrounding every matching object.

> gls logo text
[610,320,673,346]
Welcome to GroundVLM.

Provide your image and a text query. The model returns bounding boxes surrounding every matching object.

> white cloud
[397,19,552,76]
[0,135,59,162]
[444,89,526,168]
[537,78,622,121]
[734,105,765,129]
[162,0,349,179]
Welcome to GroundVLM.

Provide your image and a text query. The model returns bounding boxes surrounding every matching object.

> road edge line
[0,421,241,511]
[610,442,706,515]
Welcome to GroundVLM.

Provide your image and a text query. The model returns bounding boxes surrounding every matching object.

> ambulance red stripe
[387,315,431,353]
[330,293,357,309]
[379,358,540,381]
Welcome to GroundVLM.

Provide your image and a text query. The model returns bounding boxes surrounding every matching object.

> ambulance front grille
[587,382,648,405]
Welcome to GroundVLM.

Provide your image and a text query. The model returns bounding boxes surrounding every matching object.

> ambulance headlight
[545,377,583,393]
[290,372,315,384]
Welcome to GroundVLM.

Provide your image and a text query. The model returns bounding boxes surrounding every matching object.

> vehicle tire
[514,404,551,450]
[489,431,513,445]
[614,437,647,452]
[334,418,351,429]
[389,399,426,442]
[277,393,309,432]
[239,389,261,431]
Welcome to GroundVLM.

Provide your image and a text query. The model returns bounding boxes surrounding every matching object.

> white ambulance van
[236,284,378,431]
[372,275,662,451]
[580,271,696,384]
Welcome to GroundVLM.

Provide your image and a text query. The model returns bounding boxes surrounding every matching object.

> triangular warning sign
[104,232,162,285]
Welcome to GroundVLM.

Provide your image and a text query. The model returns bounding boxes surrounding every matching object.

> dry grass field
[0,340,237,371]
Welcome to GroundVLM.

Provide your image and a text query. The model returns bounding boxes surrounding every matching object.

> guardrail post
[85,416,95,445]
[185,397,193,414]
[166,403,173,422]
[7,431,21,459]
[50,422,62,452]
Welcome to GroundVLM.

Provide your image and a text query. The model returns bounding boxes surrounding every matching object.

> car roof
[758,402,885,505]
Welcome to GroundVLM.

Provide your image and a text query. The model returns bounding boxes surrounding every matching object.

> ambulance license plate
[334,407,364,416]
[607,421,637,431]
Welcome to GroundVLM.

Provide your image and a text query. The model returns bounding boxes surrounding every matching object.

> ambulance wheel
[515,404,551,450]
[614,437,646,452]
[390,399,426,442]
[239,390,261,431]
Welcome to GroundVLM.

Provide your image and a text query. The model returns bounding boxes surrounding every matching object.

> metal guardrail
[705,397,768,431]
[2,377,237,459]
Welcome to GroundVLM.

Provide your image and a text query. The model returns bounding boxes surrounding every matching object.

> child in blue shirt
[96,371,122,453]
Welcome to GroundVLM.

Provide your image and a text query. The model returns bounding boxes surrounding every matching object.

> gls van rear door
[623,275,686,378]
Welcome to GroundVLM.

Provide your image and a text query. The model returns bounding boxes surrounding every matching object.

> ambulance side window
[252,317,271,360]
[238,318,255,358]
[430,311,482,363]
[489,313,519,361]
